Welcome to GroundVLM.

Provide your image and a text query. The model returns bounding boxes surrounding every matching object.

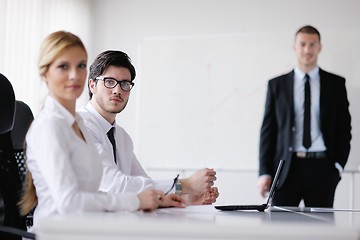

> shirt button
[289,147,293,151]
[292,126,296,132]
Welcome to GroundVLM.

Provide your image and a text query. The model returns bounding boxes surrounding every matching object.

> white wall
[90,0,360,207]
[0,0,93,114]
[1,0,359,208]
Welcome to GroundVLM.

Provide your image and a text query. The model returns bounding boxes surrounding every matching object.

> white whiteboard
[137,31,360,171]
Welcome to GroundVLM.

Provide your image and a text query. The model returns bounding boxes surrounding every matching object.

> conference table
[37,205,360,240]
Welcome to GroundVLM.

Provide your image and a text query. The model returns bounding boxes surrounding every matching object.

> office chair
[12,100,35,228]
[11,101,34,184]
[0,73,36,239]
[0,74,16,135]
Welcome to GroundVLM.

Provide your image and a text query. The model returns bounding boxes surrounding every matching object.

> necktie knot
[304,74,310,81]
[107,127,115,137]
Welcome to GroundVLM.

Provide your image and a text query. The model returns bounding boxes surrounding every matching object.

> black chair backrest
[0,74,16,134]
[12,101,35,184]
[0,74,35,239]
[11,101,34,150]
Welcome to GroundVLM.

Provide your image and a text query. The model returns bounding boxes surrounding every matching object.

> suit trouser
[273,155,341,208]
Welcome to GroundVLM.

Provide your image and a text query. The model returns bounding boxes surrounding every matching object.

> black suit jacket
[259,68,352,187]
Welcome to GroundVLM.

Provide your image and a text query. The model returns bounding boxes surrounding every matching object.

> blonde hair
[39,30,87,77]
[19,170,37,216]
[19,30,87,215]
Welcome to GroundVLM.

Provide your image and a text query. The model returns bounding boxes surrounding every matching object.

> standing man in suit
[258,25,351,207]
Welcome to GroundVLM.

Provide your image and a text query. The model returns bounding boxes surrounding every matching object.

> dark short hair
[88,50,136,99]
[295,25,321,42]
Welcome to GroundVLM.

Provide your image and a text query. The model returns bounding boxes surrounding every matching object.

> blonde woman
[20,31,181,230]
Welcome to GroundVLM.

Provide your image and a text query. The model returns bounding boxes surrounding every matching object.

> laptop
[215,159,285,212]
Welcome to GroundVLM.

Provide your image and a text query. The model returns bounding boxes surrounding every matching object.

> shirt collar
[85,101,115,133]
[45,96,76,127]
[294,66,319,80]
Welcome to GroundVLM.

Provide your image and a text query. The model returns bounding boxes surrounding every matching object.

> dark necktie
[303,74,311,149]
[107,127,117,164]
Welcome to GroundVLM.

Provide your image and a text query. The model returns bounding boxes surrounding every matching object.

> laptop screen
[214,159,285,212]
[265,159,285,206]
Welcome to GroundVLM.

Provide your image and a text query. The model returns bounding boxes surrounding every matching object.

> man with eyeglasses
[78,50,219,206]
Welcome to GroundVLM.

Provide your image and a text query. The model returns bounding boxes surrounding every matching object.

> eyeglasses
[164,174,179,195]
[95,76,134,91]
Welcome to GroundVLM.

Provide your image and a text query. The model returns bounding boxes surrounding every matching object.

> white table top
[37,205,360,240]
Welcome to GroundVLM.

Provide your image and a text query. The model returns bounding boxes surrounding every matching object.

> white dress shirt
[77,102,173,194]
[293,67,326,152]
[26,97,140,228]
[293,67,342,174]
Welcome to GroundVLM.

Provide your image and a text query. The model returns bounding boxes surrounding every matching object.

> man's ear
[89,79,96,93]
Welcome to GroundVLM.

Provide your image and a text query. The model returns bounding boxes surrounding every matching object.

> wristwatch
[175,179,182,195]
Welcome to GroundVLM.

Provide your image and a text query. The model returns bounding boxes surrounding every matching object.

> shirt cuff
[335,162,343,177]
[259,174,271,179]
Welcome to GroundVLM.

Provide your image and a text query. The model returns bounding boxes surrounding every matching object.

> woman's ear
[41,74,48,85]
